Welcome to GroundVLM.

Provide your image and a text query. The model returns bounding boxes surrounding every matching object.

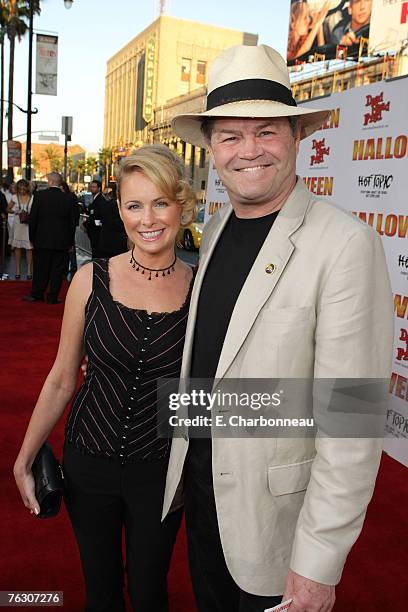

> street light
[25,0,74,180]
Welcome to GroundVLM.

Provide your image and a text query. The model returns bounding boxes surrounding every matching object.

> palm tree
[98,147,112,189]
[86,156,98,178]
[2,1,41,180]
[50,156,63,173]
[42,144,62,175]
[0,25,7,178]
[75,158,85,191]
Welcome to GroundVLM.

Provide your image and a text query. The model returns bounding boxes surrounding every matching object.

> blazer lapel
[180,204,233,379]
[214,179,312,383]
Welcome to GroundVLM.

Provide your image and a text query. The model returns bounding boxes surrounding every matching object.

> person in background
[0,189,8,269]
[0,183,9,257]
[8,179,33,280]
[95,186,128,258]
[62,181,80,277]
[83,179,104,258]
[3,182,15,253]
[287,0,330,61]
[14,145,196,611]
[1,180,11,202]
[331,0,372,46]
[0,189,7,216]
[23,172,77,304]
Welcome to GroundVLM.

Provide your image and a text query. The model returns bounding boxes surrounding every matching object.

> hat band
[206,79,297,111]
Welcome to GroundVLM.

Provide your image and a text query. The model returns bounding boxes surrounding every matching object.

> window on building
[196,61,207,85]
[181,58,191,82]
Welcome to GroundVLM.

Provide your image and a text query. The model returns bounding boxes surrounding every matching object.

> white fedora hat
[172,44,329,147]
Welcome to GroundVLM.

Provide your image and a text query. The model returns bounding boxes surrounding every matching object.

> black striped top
[65,258,193,463]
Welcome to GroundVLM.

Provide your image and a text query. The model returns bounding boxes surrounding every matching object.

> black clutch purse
[31,442,64,519]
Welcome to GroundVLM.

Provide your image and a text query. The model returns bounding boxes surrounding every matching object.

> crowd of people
[0,175,128,302]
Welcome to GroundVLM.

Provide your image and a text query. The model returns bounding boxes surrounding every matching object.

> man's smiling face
[208,117,300,217]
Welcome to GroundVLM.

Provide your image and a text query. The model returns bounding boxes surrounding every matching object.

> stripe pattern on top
[65,258,193,462]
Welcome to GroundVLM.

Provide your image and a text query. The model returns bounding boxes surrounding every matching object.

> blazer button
[265,263,276,274]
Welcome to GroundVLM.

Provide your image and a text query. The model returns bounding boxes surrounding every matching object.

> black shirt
[187,208,279,480]
[191,209,279,381]
[65,258,194,463]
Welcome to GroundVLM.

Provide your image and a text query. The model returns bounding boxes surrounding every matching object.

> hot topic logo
[364,92,390,126]
[310,138,330,166]
[399,255,408,269]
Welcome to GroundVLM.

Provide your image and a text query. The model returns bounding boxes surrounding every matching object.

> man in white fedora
[163,44,393,611]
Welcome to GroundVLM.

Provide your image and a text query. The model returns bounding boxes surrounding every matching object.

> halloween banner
[297,77,408,466]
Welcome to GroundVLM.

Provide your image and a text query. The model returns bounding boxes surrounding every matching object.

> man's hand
[283,570,335,612]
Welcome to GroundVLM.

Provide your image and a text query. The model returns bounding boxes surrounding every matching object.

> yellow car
[178,205,204,251]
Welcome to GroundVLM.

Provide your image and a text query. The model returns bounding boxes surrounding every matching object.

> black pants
[32,248,68,301]
[63,444,182,612]
[87,228,101,259]
[185,440,282,612]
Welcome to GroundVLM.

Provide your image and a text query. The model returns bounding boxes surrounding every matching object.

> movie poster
[369,0,408,54]
[287,0,373,63]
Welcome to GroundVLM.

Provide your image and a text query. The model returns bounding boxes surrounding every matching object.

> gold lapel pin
[265,263,276,275]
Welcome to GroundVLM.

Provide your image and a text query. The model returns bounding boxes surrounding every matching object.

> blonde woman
[14,145,196,612]
[8,179,33,279]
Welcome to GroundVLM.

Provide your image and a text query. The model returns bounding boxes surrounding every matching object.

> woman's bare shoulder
[65,263,93,307]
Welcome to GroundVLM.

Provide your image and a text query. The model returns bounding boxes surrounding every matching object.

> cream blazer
[163,179,393,596]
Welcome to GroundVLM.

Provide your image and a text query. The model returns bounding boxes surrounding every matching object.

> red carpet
[0,280,407,611]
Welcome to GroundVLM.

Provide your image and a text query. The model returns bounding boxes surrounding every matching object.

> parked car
[178,204,204,251]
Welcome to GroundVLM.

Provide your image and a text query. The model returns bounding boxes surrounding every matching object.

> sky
[9,0,291,153]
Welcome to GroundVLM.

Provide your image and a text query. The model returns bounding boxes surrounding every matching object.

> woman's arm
[13,263,93,514]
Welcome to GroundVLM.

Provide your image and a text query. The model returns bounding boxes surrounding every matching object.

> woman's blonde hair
[116,144,196,227]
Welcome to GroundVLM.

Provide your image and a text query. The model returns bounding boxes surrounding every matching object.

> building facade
[103,15,257,156]
[19,142,85,180]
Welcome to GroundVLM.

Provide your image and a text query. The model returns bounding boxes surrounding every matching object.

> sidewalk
[1,248,91,281]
